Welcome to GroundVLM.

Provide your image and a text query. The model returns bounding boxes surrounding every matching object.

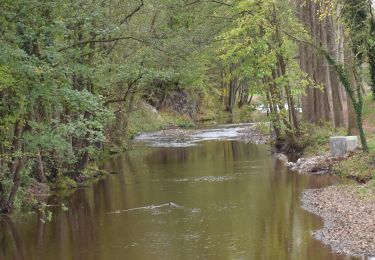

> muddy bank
[302,185,375,257]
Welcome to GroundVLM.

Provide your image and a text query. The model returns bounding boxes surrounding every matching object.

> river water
[0,125,358,260]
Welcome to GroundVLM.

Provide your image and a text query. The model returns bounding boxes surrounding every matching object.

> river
[0,124,358,260]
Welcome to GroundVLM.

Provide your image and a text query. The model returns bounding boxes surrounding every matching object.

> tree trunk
[2,158,27,214]
[368,8,375,99]
[35,152,46,183]
[296,0,346,126]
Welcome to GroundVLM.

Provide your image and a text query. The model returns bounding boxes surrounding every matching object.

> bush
[298,121,346,156]
[55,176,77,190]
[255,121,271,135]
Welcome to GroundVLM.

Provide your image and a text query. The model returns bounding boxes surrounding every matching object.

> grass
[126,103,195,139]
[297,121,346,156]
[331,94,375,183]
[298,94,375,184]
[355,180,375,199]
[335,95,375,183]
[276,97,375,201]
[254,121,271,136]
[333,152,375,182]
[54,176,77,190]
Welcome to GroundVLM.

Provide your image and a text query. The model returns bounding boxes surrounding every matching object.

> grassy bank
[334,95,375,183]
[298,95,375,257]
[126,104,196,139]
[297,94,375,184]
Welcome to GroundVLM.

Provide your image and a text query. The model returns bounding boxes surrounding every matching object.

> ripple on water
[173,176,236,183]
[183,233,201,241]
[211,203,238,212]
[146,142,197,148]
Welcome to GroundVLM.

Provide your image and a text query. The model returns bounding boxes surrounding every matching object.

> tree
[296,0,347,128]
[217,0,309,150]
[292,0,369,151]
[0,0,233,213]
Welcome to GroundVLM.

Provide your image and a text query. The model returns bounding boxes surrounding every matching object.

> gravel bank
[302,185,375,257]
[278,152,375,257]
[236,125,270,144]
[285,154,347,174]
[135,124,269,145]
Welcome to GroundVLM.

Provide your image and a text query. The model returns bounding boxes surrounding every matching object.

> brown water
[0,137,358,259]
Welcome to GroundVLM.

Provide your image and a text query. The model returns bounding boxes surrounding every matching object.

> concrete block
[345,136,358,152]
[330,136,358,157]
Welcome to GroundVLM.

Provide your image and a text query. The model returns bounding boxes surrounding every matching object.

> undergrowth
[299,121,346,156]
[127,105,195,138]
[333,152,375,182]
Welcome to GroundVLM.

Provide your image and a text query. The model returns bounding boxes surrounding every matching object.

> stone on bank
[330,136,357,157]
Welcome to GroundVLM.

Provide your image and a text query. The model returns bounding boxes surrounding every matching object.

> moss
[82,164,107,179]
[54,176,77,190]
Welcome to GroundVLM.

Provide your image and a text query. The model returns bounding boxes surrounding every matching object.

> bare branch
[120,0,144,25]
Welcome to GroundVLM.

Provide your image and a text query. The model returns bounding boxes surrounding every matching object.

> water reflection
[0,141,358,260]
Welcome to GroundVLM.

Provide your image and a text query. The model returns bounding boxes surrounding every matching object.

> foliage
[299,122,346,156]
[54,176,77,190]
[0,0,225,213]
[215,0,312,151]
[255,122,271,136]
[1,0,375,213]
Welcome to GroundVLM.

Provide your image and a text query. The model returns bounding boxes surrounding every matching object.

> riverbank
[302,184,375,256]
[290,150,375,257]
[278,119,375,257]
[11,104,375,258]
[281,149,375,257]
[0,128,345,260]
[9,98,267,215]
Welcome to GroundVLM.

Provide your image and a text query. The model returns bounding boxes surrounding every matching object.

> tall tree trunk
[226,64,238,114]
[35,152,46,183]
[326,16,345,127]
[296,0,345,126]
[368,6,375,99]
[2,157,27,214]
